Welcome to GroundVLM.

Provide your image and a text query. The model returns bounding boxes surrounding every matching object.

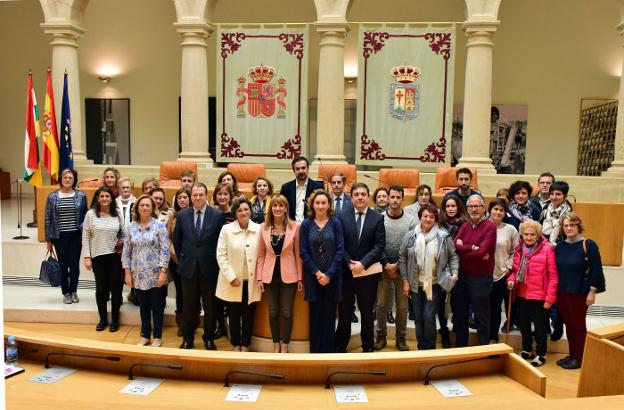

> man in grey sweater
[374,185,416,351]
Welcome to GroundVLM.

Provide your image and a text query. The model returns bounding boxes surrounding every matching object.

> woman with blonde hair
[250,177,273,224]
[256,194,303,353]
[507,220,558,367]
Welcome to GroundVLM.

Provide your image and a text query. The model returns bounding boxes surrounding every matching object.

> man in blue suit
[336,182,386,352]
[280,156,324,222]
[329,173,353,214]
[173,183,225,350]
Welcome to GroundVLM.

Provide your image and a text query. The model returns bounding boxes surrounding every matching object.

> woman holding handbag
[555,213,606,369]
[82,187,125,332]
[44,168,88,304]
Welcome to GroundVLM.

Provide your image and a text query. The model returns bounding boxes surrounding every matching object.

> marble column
[457,22,498,174]
[175,22,213,166]
[604,21,624,177]
[41,23,88,163]
[314,22,349,164]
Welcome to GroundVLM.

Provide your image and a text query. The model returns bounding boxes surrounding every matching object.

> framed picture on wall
[452,104,528,174]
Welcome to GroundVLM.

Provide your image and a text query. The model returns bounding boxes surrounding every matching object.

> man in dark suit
[173,183,225,350]
[280,156,324,222]
[329,172,353,214]
[336,182,386,352]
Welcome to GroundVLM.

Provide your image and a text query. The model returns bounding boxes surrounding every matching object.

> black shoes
[440,328,451,348]
[109,321,119,332]
[386,312,395,324]
[204,339,217,350]
[556,356,571,366]
[179,340,194,349]
[96,320,108,332]
[561,358,581,369]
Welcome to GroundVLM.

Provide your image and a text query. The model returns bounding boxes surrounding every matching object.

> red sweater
[454,218,497,277]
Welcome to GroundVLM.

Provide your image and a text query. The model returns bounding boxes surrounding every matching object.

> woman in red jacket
[507,220,558,367]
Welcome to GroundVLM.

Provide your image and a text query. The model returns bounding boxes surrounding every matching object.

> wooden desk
[578,322,624,398]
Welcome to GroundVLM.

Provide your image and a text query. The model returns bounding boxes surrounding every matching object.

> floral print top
[122,218,170,290]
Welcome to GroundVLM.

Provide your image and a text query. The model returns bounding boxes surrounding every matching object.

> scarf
[516,241,538,283]
[414,224,439,301]
[443,217,463,239]
[509,201,533,222]
[541,201,572,244]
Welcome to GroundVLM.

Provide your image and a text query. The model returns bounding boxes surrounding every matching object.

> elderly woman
[507,220,558,367]
[82,187,124,332]
[122,195,170,347]
[299,189,344,353]
[399,203,458,350]
[540,181,573,245]
[216,197,261,351]
[488,198,519,343]
[250,176,273,224]
[373,187,389,213]
[256,194,303,353]
[44,168,88,304]
[555,213,606,369]
[504,180,541,230]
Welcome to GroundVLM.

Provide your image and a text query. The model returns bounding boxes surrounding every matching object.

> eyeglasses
[467,205,484,209]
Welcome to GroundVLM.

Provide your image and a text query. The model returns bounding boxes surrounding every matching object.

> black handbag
[39,250,62,287]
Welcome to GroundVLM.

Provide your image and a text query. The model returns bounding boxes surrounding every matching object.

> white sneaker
[151,338,162,347]
[137,337,150,346]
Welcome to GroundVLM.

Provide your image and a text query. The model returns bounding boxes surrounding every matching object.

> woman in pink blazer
[256,194,303,353]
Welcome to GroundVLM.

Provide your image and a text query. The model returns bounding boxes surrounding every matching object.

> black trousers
[336,274,379,352]
[265,273,298,343]
[227,283,256,347]
[489,278,508,342]
[181,269,217,343]
[437,289,448,331]
[517,297,549,356]
[309,281,337,353]
[451,274,492,347]
[53,230,82,295]
[169,261,183,313]
[91,253,123,323]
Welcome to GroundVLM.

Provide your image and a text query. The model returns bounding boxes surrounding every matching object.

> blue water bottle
[5,336,18,366]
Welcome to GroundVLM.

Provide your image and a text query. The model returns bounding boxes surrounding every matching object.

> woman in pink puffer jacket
[507,220,558,367]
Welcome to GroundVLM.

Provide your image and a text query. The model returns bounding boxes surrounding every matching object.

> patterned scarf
[443,217,463,239]
[509,201,533,222]
[516,241,538,283]
[541,201,572,244]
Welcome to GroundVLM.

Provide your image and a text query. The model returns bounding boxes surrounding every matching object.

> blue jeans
[411,285,441,350]
[135,287,167,339]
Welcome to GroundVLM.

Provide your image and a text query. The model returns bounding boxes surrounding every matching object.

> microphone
[128,363,183,380]
[224,370,284,387]
[362,174,380,183]
[45,352,121,368]
[423,354,500,385]
[325,370,386,389]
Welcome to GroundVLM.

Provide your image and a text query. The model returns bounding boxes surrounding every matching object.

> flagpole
[12,179,29,240]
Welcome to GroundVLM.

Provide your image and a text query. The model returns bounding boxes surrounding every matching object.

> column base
[602,161,624,177]
[456,157,497,175]
[178,152,214,168]
[312,154,347,165]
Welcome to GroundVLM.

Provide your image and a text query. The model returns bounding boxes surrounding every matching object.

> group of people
[44,162,606,368]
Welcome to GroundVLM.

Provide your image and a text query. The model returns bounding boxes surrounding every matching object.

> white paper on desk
[431,380,472,398]
[120,377,164,396]
[334,385,369,403]
[225,384,262,402]
[28,367,77,384]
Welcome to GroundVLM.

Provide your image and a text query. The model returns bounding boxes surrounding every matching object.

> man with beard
[280,156,324,222]
[444,168,480,206]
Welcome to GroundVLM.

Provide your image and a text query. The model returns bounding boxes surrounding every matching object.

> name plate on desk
[28,367,76,384]
[352,262,382,278]
[431,380,472,398]
[120,377,164,396]
[226,384,262,402]
[334,385,368,403]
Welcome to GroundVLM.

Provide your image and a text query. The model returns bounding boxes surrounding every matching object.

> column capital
[174,21,213,47]
[315,21,349,34]
[463,21,498,36]
[40,22,86,47]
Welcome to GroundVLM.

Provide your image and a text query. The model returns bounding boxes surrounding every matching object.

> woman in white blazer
[216,197,261,351]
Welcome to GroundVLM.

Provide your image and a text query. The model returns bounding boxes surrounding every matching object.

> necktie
[356,212,363,240]
[195,211,202,238]
[335,197,342,213]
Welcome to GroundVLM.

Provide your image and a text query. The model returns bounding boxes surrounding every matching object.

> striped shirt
[82,209,123,259]
[58,194,78,232]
